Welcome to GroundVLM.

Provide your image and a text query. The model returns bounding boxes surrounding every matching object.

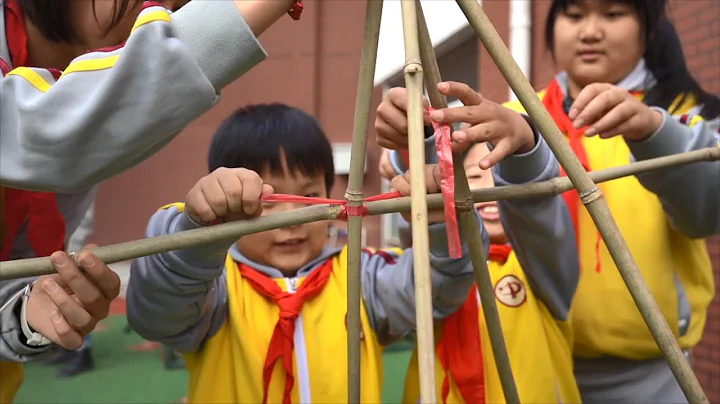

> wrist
[21,283,53,347]
[515,114,537,154]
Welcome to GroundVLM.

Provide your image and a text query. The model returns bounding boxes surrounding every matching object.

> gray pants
[574,351,691,404]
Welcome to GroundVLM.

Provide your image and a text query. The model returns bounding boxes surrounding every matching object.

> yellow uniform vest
[182,246,385,403]
[403,254,580,403]
[0,362,23,404]
[504,92,715,360]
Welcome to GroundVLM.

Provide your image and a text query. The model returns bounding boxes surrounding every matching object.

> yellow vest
[182,246,385,403]
[403,254,580,403]
[0,362,23,404]
[504,92,715,360]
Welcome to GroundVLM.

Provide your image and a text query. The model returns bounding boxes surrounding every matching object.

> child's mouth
[477,204,500,221]
[275,239,306,249]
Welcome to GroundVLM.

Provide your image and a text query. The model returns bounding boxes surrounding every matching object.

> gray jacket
[0,1,268,362]
[127,204,487,351]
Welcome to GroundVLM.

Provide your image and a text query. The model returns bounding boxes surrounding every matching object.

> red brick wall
[528,1,720,401]
[670,1,720,401]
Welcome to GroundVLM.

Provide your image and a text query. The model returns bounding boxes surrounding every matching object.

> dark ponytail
[643,17,720,120]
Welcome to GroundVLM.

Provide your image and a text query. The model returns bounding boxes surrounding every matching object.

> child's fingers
[389,174,411,197]
[572,86,625,128]
[451,121,499,144]
[375,118,409,150]
[186,189,215,223]
[386,87,429,113]
[76,251,122,302]
[478,140,513,170]
[568,83,613,120]
[201,176,230,219]
[429,105,492,125]
[41,277,95,335]
[583,103,636,137]
[217,171,246,214]
[52,251,113,318]
[437,81,483,107]
[235,169,265,216]
[49,308,85,350]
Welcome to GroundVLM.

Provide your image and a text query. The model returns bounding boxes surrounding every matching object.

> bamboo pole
[415,2,520,402]
[400,0,437,401]
[344,1,383,402]
[1,147,717,281]
[454,1,709,402]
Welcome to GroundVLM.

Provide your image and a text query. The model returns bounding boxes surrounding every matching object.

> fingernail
[51,254,67,266]
[569,108,578,119]
[573,119,584,129]
[585,127,597,137]
[437,82,449,92]
[80,255,94,268]
[429,110,443,122]
[51,309,63,322]
[43,280,58,293]
[452,131,467,142]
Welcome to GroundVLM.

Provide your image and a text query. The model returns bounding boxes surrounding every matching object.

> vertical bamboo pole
[400,0,438,401]
[454,1,708,403]
[414,3,521,403]
[344,1,383,402]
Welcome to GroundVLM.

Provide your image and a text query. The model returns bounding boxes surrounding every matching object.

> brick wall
[526,1,720,401]
[669,1,720,401]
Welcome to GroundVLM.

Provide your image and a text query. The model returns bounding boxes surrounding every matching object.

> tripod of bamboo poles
[0,1,715,403]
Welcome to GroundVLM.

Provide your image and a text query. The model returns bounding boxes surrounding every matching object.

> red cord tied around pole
[259,192,403,221]
[429,107,462,259]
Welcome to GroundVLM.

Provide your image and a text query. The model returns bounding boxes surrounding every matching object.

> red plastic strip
[259,191,403,221]
[429,108,462,259]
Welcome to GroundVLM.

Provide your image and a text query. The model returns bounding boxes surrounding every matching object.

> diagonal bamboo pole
[454,1,709,403]
[415,2,520,402]
[344,1,383,402]
[1,147,717,282]
[400,0,438,401]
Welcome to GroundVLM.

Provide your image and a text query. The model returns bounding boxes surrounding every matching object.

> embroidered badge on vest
[494,275,527,307]
[345,313,365,341]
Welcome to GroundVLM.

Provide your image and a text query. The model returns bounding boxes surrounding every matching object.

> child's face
[235,163,329,277]
[71,0,189,50]
[552,0,644,90]
[464,143,507,245]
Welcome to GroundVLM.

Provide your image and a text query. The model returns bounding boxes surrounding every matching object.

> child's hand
[568,83,663,142]
[427,81,536,169]
[378,148,396,181]
[185,168,274,225]
[375,87,431,150]
[390,164,445,224]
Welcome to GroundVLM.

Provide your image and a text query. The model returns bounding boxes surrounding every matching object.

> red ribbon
[259,191,403,221]
[429,108,462,258]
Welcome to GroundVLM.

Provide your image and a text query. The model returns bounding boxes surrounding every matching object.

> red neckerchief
[541,79,604,273]
[435,244,512,404]
[238,260,334,404]
[0,0,66,260]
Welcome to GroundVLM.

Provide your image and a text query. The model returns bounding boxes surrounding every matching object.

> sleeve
[490,132,580,321]
[360,213,487,345]
[372,133,488,344]
[0,279,58,362]
[625,109,720,238]
[0,1,267,193]
[125,204,232,353]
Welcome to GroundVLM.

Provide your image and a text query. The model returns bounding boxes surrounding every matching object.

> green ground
[16,315,413,404]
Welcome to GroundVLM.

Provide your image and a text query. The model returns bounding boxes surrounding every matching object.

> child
[377,90,581,403]
[1,1,307,400]
[126,103,487,403]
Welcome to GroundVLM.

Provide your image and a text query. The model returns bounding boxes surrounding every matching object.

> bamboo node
[344,190,364,204]
[579,186,603,205]
[403,62,423,74]
[454,196,474,212]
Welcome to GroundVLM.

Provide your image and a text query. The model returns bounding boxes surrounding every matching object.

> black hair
[545,0,720,120]
[208,103,336,194]
[17,0,139,43]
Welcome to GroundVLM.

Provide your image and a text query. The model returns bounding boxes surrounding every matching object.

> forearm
[492,135,580,321]
[626,109,720,237]
[363,213,485,343]
[125,206,231,353]
[1,2,266,192]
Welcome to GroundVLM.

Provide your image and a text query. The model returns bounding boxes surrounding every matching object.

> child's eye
[305,193,320,198]
[605,11,626,19]
[565,12,583,21]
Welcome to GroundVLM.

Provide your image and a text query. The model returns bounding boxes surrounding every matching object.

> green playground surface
[16,314,414,404]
